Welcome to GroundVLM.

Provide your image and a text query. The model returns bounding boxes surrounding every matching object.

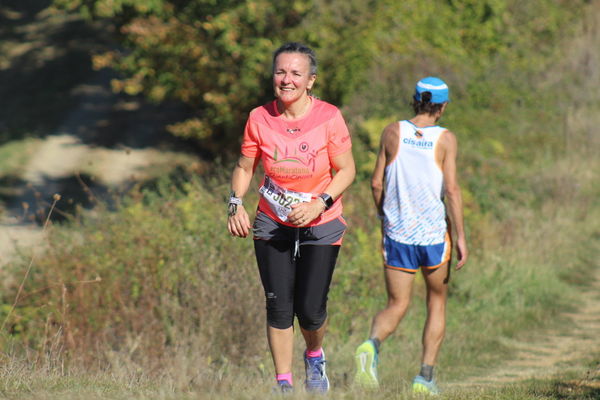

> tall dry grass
[0,2,599,399]
[0,179,268,371]
[0,145,596,399]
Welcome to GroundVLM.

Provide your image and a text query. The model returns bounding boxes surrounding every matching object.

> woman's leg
[294,245,340,348]
[254,240,296,375]
[266,326,294,375]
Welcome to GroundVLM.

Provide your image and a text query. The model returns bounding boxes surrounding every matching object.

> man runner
[354,76,468,395]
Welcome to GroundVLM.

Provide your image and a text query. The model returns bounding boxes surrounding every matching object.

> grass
[0,138,43,217]
[0,1,599,399]
[0,353,597,400]
[0,138,42,177]
[1,44,599,394]
[0,149,596,399]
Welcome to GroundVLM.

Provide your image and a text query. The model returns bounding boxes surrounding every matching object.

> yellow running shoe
[354,340,379,388]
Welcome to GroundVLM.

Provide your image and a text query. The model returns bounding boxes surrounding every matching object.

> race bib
[259,176,312,222]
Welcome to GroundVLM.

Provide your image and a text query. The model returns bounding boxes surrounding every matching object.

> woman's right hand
[227,205,252,238]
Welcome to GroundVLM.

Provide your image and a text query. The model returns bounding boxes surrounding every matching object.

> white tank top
[382,120,447,245]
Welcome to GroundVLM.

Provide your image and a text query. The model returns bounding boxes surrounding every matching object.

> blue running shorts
[383,233,451,272]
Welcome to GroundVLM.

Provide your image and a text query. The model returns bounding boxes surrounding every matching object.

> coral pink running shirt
[241,97,352,226]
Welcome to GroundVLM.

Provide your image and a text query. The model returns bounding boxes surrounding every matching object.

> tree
[53,0,587,158]
[54,0,313,153]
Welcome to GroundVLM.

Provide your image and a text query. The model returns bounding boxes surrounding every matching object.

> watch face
[320,193,333,209]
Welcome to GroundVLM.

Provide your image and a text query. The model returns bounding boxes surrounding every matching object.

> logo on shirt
[272,145,317,172]
[403,137,433,149]
[286,128,301,134]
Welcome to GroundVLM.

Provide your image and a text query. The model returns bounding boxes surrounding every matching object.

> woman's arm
[324,149,356,201]
[227,155,258,238]
[287,150,356,227]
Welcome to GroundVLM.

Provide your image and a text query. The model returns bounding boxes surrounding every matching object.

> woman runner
[227,42,355,393]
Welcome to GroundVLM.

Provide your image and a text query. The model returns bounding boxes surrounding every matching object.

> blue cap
[414,77,449,103]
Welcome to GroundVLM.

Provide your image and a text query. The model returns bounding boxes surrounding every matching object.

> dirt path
[0,217,44,268]
[448,269,600,390]
[0,68,194,264]
[0,6,194,267]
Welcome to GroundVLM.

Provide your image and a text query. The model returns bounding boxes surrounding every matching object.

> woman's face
[273,52,316,106]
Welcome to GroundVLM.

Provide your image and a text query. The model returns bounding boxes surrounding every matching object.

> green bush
[1,177,267,368]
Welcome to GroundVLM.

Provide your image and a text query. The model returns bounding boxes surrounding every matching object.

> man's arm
[371,123,399,216]
[440,131,468,269]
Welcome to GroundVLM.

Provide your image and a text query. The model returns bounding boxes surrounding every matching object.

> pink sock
[306,348,323,358]
[276,372,293,385]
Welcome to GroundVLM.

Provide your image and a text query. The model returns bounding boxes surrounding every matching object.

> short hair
[272,42,317,75]
[411,91,445,116]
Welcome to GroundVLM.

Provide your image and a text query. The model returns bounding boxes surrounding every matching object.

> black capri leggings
[254,239,340,330]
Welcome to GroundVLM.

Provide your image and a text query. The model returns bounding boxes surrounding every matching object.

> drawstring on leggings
[293,228,300,260]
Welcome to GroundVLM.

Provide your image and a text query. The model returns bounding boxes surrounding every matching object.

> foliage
[1,153,598,397]
[0,177,266,368]
[53,0,313,153]
[344,0,587,216]
[1,1,599,399]
[51,0,586,157]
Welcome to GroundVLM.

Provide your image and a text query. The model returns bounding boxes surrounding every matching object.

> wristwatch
[318,193,334,210]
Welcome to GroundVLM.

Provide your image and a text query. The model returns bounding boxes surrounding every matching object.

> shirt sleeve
[327,109,352,157]
[241,117,261,159]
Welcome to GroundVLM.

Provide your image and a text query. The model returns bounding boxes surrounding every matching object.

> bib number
[259,176,311,221]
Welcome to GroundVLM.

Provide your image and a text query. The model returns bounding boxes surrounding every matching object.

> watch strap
[318,193,334,210]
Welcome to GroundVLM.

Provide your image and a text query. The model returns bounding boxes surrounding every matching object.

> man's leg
[411,262,449,395]
[421,262,449,366]
[370,267,416,342]
[355,267,415,388]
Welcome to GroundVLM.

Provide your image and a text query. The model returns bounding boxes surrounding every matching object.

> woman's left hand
[288,199,326,227]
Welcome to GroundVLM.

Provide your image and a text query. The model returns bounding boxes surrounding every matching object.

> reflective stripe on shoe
[354,340,379,388]
[304,350,330,393]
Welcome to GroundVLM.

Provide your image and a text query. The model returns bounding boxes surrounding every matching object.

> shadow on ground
[0,0,193,149]
[1,0,100,141]
[1,173,113,223]
[0,1,202,223]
